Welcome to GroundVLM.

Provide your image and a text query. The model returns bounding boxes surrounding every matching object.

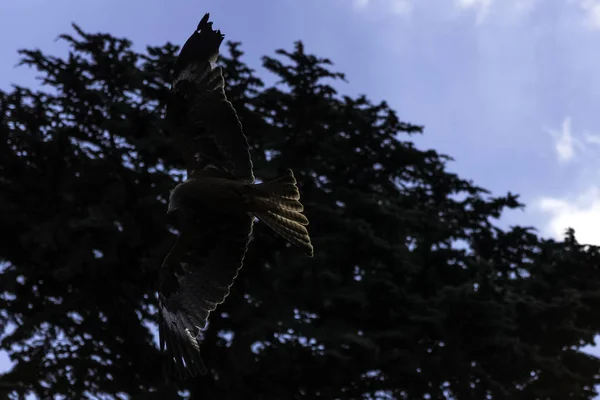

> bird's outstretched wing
[167,13,254,183]
[158,211,254,377]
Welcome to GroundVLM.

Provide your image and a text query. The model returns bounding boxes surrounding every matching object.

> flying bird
[158,13,314,378]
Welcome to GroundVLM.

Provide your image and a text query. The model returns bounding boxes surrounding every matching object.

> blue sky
[3,0,600,395]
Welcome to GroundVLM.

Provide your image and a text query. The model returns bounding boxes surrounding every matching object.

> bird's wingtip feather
[196,12,224,39]
[197,13,211,31]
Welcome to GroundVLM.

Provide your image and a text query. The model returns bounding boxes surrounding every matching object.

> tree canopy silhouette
[1,22,600,400]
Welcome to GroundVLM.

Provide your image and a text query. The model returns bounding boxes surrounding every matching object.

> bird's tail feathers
[253,169,314,257]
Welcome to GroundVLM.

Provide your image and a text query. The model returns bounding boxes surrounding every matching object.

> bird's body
[169,175,251,213]
[157,13,313,378]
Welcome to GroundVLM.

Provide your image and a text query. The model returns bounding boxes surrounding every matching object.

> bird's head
[167,185,185,214]
[167,201,179,214]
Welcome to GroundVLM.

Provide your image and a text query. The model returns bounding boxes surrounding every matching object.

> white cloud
[352,0,412,16]
[536,119,600,246]
[584,132,600,145]
[537,187,600,245]
[546,117,582,164]
[455,0,539,24]
[352,0,538,22]
[390,0,412,15]
[511,0,540,16]
[457,0,494,24]
[353,0,370,9]
[536,118,600,246]
[574,0,600,30]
